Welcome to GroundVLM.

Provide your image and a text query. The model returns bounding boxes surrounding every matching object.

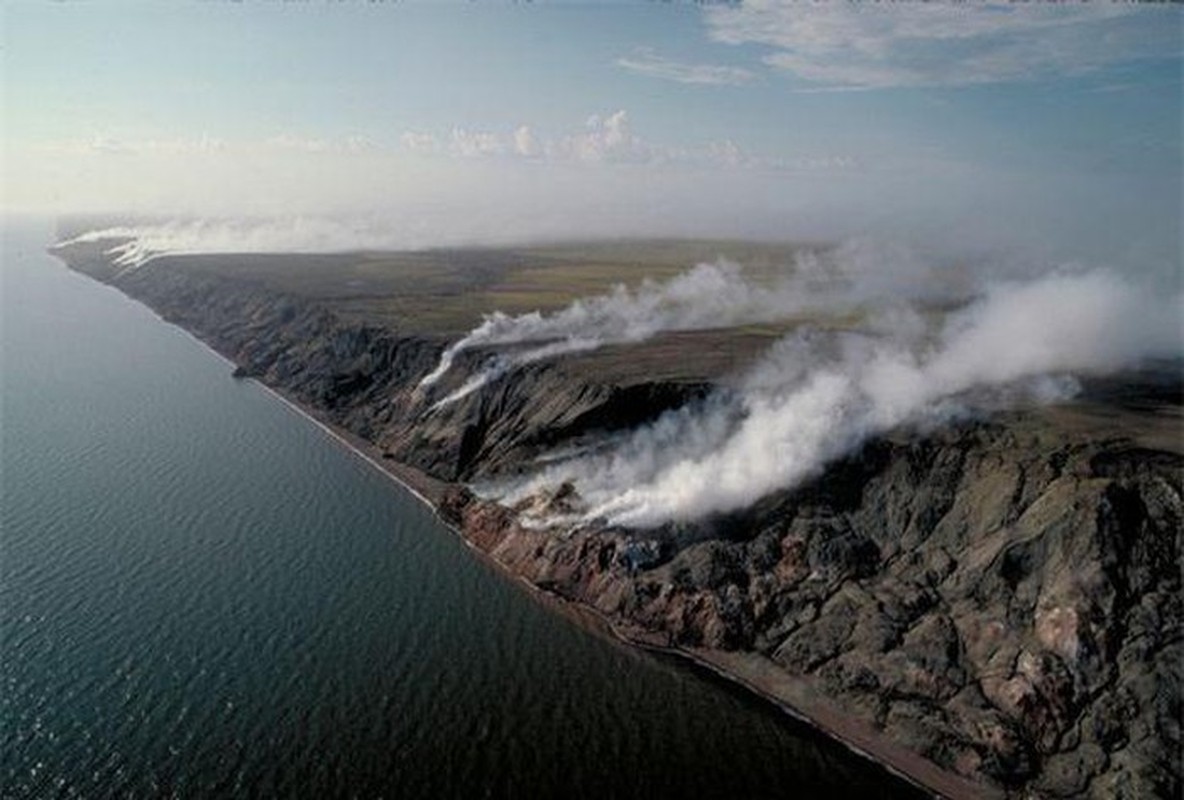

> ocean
[0,217,918,798]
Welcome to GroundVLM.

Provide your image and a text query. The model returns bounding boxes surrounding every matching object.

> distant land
[53,228,1182,800]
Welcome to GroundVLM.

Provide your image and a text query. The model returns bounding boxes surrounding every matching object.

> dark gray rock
[55,245,1184,799]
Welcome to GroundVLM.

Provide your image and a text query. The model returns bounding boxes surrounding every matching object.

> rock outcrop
[56,242,1182,799]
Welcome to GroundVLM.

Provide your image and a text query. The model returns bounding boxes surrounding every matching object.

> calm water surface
[0,218,920,798]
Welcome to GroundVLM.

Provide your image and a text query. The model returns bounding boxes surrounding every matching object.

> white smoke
[418,241,948,403]
[54,218,1180,530]
[420,261,786,403]
[497,269,1182,528]
[430,337,604,410]
[55,216,497,270]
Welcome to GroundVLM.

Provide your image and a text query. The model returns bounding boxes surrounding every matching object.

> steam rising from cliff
[56,219,1182,528]
[418,241,944,405]
[499,269,1181,528]
[419,261,788,403]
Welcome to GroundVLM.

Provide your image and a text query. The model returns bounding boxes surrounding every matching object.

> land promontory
[54,234,1182,799]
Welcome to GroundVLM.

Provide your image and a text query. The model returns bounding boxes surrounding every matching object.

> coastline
[85,268,988,799]
[48,239,1184,800]
[225,362,987,799]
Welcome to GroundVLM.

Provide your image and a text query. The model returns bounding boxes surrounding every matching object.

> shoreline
[235,372,988,800]
[86,264,988,799]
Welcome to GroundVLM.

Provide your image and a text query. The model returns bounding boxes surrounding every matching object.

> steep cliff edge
[57,243,1182,799]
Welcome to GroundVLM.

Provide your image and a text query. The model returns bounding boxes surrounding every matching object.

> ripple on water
[1,222,922,800]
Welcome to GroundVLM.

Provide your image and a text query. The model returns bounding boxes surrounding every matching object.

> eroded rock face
[444,427,1181,798]
[60,249,1182,799]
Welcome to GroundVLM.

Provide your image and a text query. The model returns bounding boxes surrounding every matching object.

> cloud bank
[400,110,754,168]
[21,98,1179,273]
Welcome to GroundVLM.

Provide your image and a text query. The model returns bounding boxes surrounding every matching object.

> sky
[2,1,1181,269]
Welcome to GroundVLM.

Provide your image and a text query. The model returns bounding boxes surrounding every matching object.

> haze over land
[5,1,1182,271]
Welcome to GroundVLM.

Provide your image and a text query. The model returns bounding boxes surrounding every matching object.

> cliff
[56,241,1182,799]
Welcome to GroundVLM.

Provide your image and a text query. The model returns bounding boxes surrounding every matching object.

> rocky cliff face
[60,247,1182,799]
[437,419,1181,799]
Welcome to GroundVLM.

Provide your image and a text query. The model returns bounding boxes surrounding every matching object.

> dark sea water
[1,218,920,799]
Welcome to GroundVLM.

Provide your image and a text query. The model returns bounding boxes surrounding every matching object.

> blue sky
[3,1,1181,267]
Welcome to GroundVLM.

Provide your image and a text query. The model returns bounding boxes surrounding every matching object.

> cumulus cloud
[399,131,441,154]
[706,1,1178,89]
[707,138,744,168]
[395,110,852,172]
[513,125,543,158]
[450,127,507,159]
[616,48,755,86]
[495,267,1181,528]
[402,113,657,164]
[558,110,651,164]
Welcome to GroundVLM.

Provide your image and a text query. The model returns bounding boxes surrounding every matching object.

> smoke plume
[495,269,1181,528]
[418,240,949,404]
[56,217,501,270]
[56,220,1181,529]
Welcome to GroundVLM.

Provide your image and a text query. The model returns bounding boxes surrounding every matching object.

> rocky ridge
[58,243,1182,799]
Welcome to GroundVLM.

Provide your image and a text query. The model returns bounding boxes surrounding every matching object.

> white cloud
[81,136,136,156]
[706,1,1178,89]
[707,138,743,168]
[342,135,376,153]
[399,131,441,154]
[558,110,651,164]
[513,125,543,159]
[616,48,755,86]
[394,110,861,173]
[12,114,1176,271]
[400,110,762,168]
[449,127,507,158]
